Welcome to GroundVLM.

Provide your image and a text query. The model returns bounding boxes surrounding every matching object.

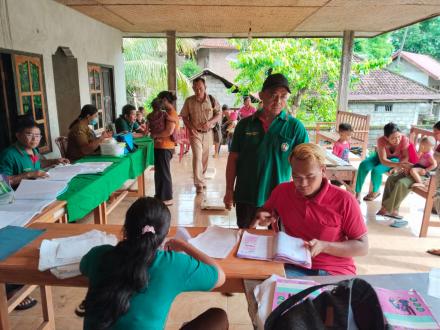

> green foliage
[179,59,203,78]
[230,38,385,124]
[391,16,440,60]
[354,34,394,60]
[123,38,197,101]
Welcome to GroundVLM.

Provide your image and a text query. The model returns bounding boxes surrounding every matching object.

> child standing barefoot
[411,136,437,188]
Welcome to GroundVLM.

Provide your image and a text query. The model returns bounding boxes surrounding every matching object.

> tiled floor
[9,146,440,329]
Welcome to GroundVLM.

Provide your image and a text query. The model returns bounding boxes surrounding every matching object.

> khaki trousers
[189,131,212,187]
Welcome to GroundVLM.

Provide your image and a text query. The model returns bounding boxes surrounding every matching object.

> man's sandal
[14,296,37,311]
[363,192,381,201]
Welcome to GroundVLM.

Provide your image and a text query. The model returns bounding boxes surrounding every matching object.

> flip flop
[390,220,408,228]
[427,249,440,256]
[386,214,403,220]
[363,192,381,201]
[14,296,37,311]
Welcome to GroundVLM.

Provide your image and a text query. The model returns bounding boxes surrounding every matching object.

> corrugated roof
[392,51,440,80]
[349,68,440,101]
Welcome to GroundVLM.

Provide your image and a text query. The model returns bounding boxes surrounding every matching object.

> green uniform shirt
[115,116,140,134]
[0,143,41,176]
[80,245,218,330]
[231,110,309,207]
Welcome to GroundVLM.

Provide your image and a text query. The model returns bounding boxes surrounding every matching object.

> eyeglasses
[24,133,42,139]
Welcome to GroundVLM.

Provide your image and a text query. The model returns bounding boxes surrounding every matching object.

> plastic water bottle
[0,174,14,204]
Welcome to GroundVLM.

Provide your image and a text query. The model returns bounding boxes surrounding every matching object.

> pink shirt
[332,141,350,162]
[262,179,367,275]
[228,111,238,121]
[418,151,434,168]
[377,135,409,159]
[239,105,257,119]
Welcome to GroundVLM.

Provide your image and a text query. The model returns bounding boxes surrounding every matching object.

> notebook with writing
[237,231,311,269]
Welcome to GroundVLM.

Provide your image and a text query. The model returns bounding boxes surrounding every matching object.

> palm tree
[123,38,197,107]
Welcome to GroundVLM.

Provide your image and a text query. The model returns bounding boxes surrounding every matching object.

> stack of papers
[14,180,68,200]
[47,162,112,182]
[0,200,53,229]
[175,226,239,259]
[39,230,118,279]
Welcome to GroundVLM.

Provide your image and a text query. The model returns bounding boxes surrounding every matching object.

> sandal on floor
[15,296,37,311]
[427,249,440,256]
[390,220,408,228]
[363,192,381,201]
[75,300,86,317]
[386,214,403,220]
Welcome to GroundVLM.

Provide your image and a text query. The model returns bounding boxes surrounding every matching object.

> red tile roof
[197,39,237,50]
[349,69,440,101]
[392,51,440,80]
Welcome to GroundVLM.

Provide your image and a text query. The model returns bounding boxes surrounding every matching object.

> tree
[230,38,384,123]
[354,34,394,60]
[123,38,197,105]
[391,16,440,59]
[179,59,203,78]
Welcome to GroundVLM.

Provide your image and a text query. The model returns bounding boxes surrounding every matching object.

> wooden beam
[337,30,354,112]
[167,31,177,98]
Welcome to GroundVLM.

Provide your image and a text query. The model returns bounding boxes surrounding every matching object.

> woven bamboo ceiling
[56,0,440,37]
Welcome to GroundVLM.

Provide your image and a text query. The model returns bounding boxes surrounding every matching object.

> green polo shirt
[81,245,218,330]
[0,143,41,176]
[231,110,309,207]
[115,115,140,134]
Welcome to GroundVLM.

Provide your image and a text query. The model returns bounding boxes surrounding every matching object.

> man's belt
[196,129,210,133]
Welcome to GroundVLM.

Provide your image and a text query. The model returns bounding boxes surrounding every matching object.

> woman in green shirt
[81,197,228,330]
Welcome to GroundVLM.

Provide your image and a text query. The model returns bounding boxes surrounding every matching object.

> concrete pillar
[337,30,354,112]
[166,31,177,98]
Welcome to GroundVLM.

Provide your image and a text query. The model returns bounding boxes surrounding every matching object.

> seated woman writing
[81,197,228,330]
[0,116,69,188]
[66,104,112,162]
[355,122,412,202]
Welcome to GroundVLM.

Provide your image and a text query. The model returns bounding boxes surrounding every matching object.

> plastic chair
[177,127,191,162]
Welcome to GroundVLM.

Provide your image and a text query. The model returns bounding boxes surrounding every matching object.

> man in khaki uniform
[181,77,221,193]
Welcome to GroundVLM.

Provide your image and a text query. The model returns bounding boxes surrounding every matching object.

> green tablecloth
[57,137,154,222]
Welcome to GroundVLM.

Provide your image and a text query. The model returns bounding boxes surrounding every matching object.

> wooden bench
[409,126,440,237]
[315,111,370,159]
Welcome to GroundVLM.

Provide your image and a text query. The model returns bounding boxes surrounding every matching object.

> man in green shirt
[223,73,309,228]
[115,104,146,138]
[0,117,69,187]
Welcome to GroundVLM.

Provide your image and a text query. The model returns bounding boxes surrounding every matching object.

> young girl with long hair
[80,197,228,330]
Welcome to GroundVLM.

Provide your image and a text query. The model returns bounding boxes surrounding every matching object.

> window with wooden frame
[14,54,51,153]
[88,64,105,132]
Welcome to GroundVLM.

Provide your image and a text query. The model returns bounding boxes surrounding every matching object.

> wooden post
[337,30,355,112]
[167,31,177,99]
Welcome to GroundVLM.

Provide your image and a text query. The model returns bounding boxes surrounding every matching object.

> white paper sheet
[47,165,85,181]
[14,180,67,200]
[38,230,118,272]
[0,211,39,229]
[188,226,239,259]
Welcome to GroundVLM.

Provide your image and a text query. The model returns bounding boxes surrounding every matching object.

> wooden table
[325,151,357,193]
[0,224,284,330]
[244,272,440,329]
[28,200,67,225]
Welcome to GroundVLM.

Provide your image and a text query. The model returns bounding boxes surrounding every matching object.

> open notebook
[237,231,312,269]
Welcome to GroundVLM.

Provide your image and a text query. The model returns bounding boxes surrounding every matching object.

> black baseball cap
[261,73,291,93]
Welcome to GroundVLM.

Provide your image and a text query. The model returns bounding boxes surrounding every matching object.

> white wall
[0,0,125,156]
[348,101,433,128]
[388,59,430,86]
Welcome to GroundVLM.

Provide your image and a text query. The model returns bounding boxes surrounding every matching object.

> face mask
[89,118,98,126]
